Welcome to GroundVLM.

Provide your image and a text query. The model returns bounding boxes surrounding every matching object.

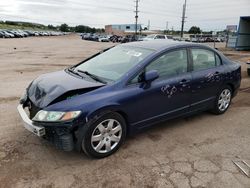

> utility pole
[134,0,139,36]
[166,21,169,33]
[148,20,150,30]
[180,0,187,38]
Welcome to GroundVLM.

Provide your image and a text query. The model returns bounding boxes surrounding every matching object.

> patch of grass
[0,23,54,31]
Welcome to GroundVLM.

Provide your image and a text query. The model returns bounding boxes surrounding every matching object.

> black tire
[81,112,126,158]
[211,85,232,115]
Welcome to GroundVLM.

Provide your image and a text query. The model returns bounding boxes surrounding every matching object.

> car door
[189,48,224,110]
[123,49,192,127]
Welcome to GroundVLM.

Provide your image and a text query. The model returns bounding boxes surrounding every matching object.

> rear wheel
[212,86,232,114]
[81,112,126,158]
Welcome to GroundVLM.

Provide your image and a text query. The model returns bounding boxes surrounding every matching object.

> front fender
[86,103,123,122]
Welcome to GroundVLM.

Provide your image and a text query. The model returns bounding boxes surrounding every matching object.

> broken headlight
[33,110,81,122]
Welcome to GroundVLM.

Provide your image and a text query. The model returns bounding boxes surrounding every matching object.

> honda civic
[17,40,241,158]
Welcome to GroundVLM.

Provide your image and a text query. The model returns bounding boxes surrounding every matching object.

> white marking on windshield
[126,51,142,57]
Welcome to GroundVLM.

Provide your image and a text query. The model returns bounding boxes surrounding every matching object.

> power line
[140,10,179,18]
[63,1,134,12]
[191,17,240,22]
[2,0,248,30]
[140,5,181,15]
[187,5,249,12]
[188,0,249,7]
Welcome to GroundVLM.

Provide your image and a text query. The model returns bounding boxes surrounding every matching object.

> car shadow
[125,111,212,145]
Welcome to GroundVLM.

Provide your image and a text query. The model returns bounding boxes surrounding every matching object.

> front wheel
[81,112,126,158]
[212,86,232,114]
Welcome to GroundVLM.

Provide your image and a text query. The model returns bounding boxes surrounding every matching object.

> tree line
[0,21,105,33]
[57,23,104,33]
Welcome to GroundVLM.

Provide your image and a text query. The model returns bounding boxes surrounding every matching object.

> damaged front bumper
[17,104,46,137]
[17,104,77,151]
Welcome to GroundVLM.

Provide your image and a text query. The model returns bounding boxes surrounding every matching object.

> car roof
[122,40,212,51]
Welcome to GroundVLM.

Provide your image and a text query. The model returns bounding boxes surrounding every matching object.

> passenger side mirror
[144,70,159,83]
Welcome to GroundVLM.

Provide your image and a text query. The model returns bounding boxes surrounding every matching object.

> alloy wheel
[218,89,231,112]
[91,119,122,153]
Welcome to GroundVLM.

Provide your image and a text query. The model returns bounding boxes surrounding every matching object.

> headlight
[33,110,81,122]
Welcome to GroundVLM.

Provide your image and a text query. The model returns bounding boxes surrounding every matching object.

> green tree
[188,26,201,34]
[75,25,92,33]
[91,27,96,33]
[59,23,69,32]
[48,24,56,30]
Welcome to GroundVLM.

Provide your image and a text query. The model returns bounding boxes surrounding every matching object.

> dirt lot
[0,34,250,188]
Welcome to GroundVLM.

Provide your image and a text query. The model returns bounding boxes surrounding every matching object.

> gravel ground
[0,34,250,188]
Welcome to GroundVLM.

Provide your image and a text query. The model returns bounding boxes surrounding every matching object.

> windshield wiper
[77,70,107,84]
[67,67,84,78]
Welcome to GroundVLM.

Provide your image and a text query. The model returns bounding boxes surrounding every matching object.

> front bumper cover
[17,104,75,151]
[17,104,45,137]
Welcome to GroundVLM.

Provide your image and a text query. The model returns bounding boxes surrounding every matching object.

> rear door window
[191,49,217,71]
[146,49,188,79]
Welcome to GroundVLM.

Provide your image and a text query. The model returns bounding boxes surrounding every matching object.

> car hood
[27,70,105,108]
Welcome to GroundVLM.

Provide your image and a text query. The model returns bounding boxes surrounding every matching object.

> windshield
[75,46,154,82]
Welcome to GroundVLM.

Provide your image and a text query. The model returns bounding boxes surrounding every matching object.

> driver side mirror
[138,70,159,89]
[144,70,159,83]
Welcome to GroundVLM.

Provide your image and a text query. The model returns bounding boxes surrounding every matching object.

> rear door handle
[214,71,220,76]
[179,79,190,84]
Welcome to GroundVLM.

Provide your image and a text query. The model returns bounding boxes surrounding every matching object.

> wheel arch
[86,105,130,134]
[75,105,130,153]
[225,83,235,95]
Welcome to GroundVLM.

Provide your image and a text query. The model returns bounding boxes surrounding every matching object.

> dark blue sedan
[17,40,241,158]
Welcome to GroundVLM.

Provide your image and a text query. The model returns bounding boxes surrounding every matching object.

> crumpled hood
[28,70,104,108]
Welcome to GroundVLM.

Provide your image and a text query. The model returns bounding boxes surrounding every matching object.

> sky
[0,0,249,31]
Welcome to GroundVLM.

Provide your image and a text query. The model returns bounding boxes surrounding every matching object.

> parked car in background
[191,37,199,42]
[166,35,173,39]
[137,35,146,41]
[98,36,110,42]
[199,37,206,43]
[0,31,5,38]
[0,29,66,38]
[17,40,241,158]
[7,30,21,38]
[189,34,226,43]
[1,30,15,38]
[214,37,222,42]
[120,35,139,43]
[143,34,168,41]
[81,33,99,41]
[205,37,214,42]
[82,33,140,43]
